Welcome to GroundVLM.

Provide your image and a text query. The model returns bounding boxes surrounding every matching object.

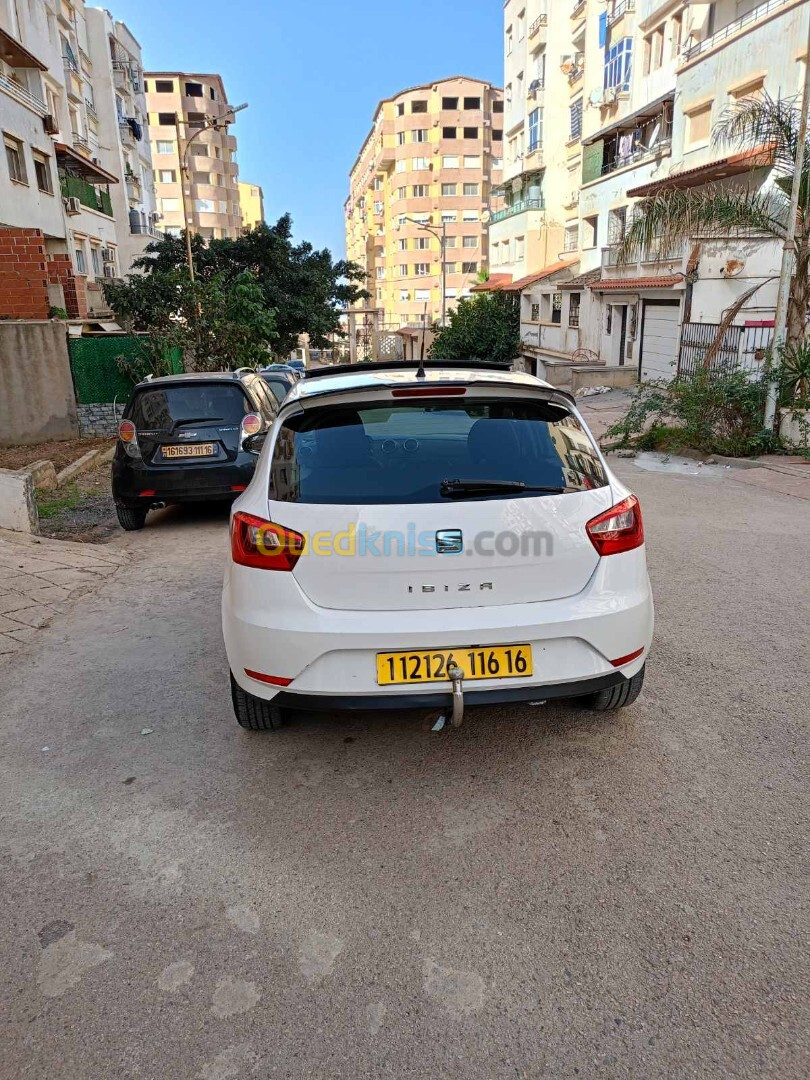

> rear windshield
[130,383,251,430]
[262,376,294,404]
[271,398,607,504]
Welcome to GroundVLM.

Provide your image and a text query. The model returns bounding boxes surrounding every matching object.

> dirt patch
[0,437,113,473]
[36,463,118,544]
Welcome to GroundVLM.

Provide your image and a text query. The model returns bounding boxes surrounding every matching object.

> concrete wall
[0,322,79,446]
[0,470,38,533]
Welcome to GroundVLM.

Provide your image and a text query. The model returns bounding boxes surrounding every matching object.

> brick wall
[47,253,88,319]
[0,228,50,320]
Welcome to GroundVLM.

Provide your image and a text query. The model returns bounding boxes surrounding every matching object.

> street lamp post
[174,102,248,280]
[398,215,447,328]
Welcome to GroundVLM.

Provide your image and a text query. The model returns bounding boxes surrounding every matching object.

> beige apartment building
[145,72,242,240]
[345,76,503,344]
[238,180,264,231]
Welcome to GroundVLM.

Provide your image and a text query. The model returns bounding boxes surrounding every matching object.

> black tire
[580,664,645,711]
[116,505,147,531]
[230,673,285,731]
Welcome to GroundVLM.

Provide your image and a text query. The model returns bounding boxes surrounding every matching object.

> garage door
[640,300,681,381]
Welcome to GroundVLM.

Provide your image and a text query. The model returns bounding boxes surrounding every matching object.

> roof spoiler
[303,359,513,380]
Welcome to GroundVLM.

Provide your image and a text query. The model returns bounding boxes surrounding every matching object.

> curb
[55,443,115,486]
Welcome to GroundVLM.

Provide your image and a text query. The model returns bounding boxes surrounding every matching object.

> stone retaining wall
[77,402,124,438]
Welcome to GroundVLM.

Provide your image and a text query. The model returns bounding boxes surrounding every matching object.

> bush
[606,369,771,457]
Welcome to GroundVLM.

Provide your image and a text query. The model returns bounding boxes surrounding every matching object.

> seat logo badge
[436,529,463,554]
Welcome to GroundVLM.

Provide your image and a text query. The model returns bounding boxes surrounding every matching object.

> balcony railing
[72,130,90,153]
[571,0,586,19]
[601,240,685,267]
[529,13,548,37]
[84,98,98,122]
[490,198,545,224]
[59,172,113,216]
[0,72,46,116]
[607,0,635,26]
[62,51,79,75]
[600,127,673,177]
[130,222,161,236]
[683,0,791,60]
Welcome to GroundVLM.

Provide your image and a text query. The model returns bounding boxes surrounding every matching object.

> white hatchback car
[222,362,653,731]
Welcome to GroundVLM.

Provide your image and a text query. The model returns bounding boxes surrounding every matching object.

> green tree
[126,215,368,355]
[429,291,520,365]
[618,93,809,344]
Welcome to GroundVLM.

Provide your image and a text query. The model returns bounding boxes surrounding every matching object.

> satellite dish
[560,56,574,74]
[722,257,745,277]
[589,88,604,106]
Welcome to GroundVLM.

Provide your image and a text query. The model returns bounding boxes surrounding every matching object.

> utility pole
[398,216,447,327]
[764,9,810,431]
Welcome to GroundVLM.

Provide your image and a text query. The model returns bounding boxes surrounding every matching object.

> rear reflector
[586,495,644,556]
[231,511,305,571]
[140,490,156,497]
[245,669,292,687]
[231,485,247,492]
[610,647,645,668]
[391,386,467,398]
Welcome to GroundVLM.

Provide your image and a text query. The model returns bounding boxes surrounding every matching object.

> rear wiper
[171,416,224,431]
[440,478,568,499]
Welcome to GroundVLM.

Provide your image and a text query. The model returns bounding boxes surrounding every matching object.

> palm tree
[617,93,808,344]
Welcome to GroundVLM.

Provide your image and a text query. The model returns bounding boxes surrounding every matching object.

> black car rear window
[261,376,295,404]
[130,383,251,430]
[270,398,607,504]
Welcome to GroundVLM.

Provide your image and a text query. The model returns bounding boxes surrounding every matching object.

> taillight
[586,495,644,556]
[118,419,136,442]
[230,512,305,571]
[241,412,262,437]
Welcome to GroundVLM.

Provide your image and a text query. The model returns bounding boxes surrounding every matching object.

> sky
[109,0,504,259]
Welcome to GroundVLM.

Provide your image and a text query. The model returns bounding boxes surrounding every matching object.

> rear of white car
[222,365,653,729]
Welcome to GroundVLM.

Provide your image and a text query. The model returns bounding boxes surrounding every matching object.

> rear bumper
[112,457,255,506]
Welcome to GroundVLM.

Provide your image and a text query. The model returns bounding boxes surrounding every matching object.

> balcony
[529,13,548,37]
[125,173,142,199]
[130,221,161,237]
[571,0,586,19]
[59,172,113,216]
[683,0,792,61]
[489,197,545,224]
[0,72,47,116]
[84,98,98,123]
[607,0,635,27]
[72,131,91,155]
[601,240,685,267]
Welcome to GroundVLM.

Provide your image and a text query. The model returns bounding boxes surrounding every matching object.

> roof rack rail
[304,359,513,380]
[232,366,255,377]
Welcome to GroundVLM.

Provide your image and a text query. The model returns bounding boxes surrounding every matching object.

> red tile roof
[504,259,578,292]
[470,274,513,292]
[626,145,774,198]
[590,275,683,291]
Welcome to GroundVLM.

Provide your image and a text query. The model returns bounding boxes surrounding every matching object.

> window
[604,38,633,91]
[159,169,176,183]
[492,156,503,169]
[184,81,203,97]
[33,151,53,194]
[399,264,409,277]
[564,224,579,252]
[506,26,513,55]
[164,227,182,237]
[463,127,479,139]
[463,97,481,110]
[414,263,430,276]
[446,289,458,300]
[90,245,101,276]
[443,126,458,139]
[415,289,430,302]
[412,184,429,197]
[190,144,208,157]
[399,290,410,302]
[397,103,405,116]
[376,266,386,280]
[413,129,428,143]
[568,292,581,328]
[516,236,525,260]
[441,182,457,196]
[462,210,479,222]
[395,159,407,173]
[462,236,477,248]
[161,197,180,211]
[4,135,26,184]
[528,107,543,151]
[415,237,430,250]
[156,140,174,154]
[397,131,406,146]
[608,206,627,244]
[398,238,408,251]
[155,79,173,93]
[687,103,712,146]
[194,170,211,185]
[569,100,583,141]
[671,15,683,57]
[444,262,457,274]
[462,262,477,274]
[463,155,481,169]
[195,199,215,213]
[411,100,428,113]
[551,292,562,324]
[444,234,457,246]
[413,157,429,170]
[74,245,86,274]
[373,177,383,190]
[531,302,540,322]
[442,96,459,110]
[374,200,383,212]
[493,100,504,114]
[158,112,175,126]
[493,129,503,142]
[443,155,459,168]
[517,8,526,38]
[583,214,598,248]
[462,182,479,196]
[397,186,406,199]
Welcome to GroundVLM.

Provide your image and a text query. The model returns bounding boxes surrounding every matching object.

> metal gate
[678,321,773,378]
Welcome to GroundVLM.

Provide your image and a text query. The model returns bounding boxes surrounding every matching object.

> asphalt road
[1,462,807,1080]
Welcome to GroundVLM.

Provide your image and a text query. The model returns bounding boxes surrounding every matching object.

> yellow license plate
[376,645,533,685]
[161,443,216,459]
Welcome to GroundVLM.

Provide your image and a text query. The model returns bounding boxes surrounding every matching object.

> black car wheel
[230,673,285,731]
[116,505,147,531]
[580,664,645,711]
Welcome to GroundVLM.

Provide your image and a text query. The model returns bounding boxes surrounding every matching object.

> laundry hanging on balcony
[126,117,143,141]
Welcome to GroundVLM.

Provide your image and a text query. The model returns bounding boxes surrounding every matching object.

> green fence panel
[69,335,183,404]
[582,140,604,186]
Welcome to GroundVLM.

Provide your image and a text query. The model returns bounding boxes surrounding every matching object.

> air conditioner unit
[101,247,116,263]
[529,79,543,92]
[43,114,59,135]
[151,212,162,222]
[103,264,116,279]
[603,87,618,104]
[65,197,81,215]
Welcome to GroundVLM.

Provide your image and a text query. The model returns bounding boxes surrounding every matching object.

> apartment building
[489,0,809,386]
[145,72,242,240]
[345,76,503,347]
[238,180,264,231]
[1,0,156,319]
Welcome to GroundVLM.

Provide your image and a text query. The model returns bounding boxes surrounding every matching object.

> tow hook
[447,663,465,728]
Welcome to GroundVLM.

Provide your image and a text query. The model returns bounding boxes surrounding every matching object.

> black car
[111,371,278,531]
[259,368,298,406]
